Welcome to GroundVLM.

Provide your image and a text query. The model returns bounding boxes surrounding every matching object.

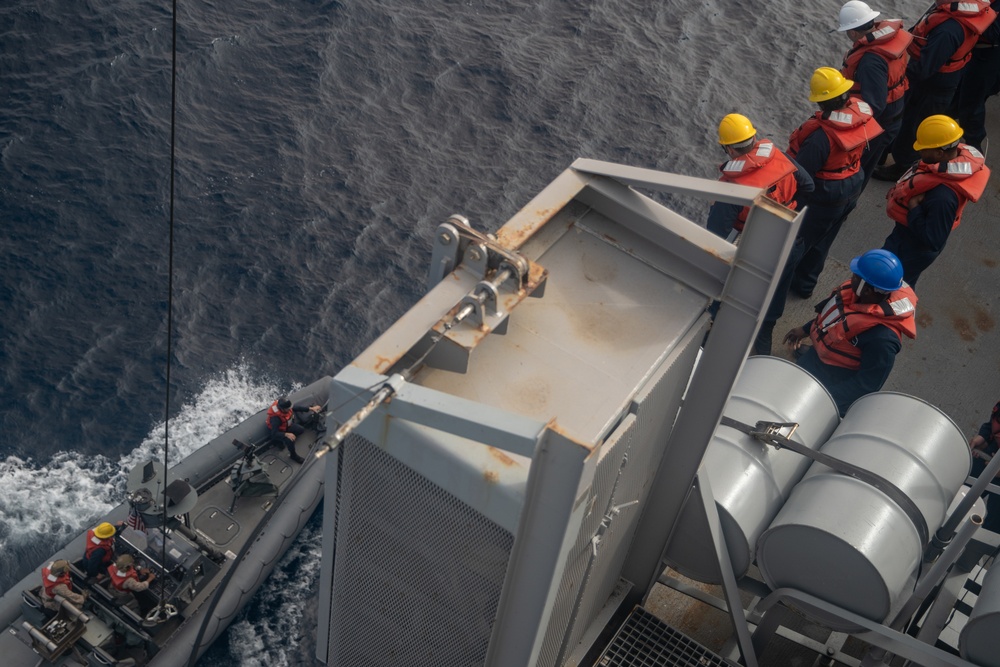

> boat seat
[20,587,52,625]
[87,645,138,666]
[91,581,145,627]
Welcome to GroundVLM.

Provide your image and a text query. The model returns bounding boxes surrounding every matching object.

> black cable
[158,0,179,611]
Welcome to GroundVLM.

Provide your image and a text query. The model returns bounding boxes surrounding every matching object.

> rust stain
[915,310,934,328]
[488,447,516,467]
[984,257,997,268]
[483,470,499,485]
[373,354,395,374]
[974,306,995,332]
[952,314,976,342]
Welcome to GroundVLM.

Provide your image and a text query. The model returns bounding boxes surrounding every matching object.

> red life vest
[810,281,918,370]
[266,401,293,432]
[85,528,114,564]
[718,139,799,231]
[42,564,72,600]
[886,145,990,228]
[787,98,884,180]
[107,564,138,591]
[908,1,997,73]
[842,20,913,105]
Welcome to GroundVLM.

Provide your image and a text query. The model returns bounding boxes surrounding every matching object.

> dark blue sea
[0,0,876,663]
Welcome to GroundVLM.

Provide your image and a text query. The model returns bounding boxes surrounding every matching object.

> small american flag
[126,506,146,532]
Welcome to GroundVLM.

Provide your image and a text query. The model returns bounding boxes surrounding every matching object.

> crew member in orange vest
[107,553,156,613]
[784,249,916,416]
[835,1,913,191]
[882,115,990,286]
[756,67,883,356]
[265,395,322,464]
[82,521,117,578]
[875,0,996,180]
[41,559,87,611]
[707,113,812,241]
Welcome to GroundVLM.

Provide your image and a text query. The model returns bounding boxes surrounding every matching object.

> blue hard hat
[850,249,903,292]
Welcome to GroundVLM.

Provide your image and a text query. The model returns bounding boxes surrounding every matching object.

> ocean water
[0,0,921,663]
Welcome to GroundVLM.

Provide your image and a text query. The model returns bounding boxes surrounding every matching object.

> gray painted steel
[757,392,972,625]
[961,562,1000,666]
[316,160,800,667]
[664,356,840,583]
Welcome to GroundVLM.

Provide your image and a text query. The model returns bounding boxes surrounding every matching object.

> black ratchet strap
[719,416,930,547]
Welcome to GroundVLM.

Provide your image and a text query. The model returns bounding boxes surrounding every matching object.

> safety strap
[719,416,930,547]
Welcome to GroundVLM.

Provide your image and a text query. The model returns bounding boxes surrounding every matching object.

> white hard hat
[838,0,880,31]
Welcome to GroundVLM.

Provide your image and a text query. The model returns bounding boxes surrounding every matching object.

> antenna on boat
[146,0,180,625]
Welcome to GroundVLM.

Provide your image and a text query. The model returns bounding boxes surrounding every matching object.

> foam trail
[0,365,284,592]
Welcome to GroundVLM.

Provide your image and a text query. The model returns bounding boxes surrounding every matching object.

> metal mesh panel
[326,434,514,667]
[597,607,736,667]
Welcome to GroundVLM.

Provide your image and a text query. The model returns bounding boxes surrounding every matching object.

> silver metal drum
[665,356,840,584]
[757,392,972,624]
[961,563,1000,666]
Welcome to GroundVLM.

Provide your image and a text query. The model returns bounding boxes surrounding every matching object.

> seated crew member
[41,559,87,611]
[107,554,156,613]
[882,115,990,286]
[706,113,812,241]
[265,395,322,464]
[82,521,117,579]
[783,249,916,416]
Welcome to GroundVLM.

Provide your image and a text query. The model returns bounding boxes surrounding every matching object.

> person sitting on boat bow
[107,553,155,613]
[265,395,322,464]
[40,559,87,611]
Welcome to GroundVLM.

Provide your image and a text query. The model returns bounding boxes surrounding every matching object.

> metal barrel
[961,562,1000,666]
[757,392,971,625]
[665,356,840,584]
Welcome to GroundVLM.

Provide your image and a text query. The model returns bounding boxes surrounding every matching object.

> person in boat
[756,67,882,356]
[265,395,322,464]
[706,113,812,241]
[82,521,117,579]
[969,399,1000,532]
[783,249,916,416]
[107,554,156,613]
[835,1,913,192]
[874,0,996,181]
[40,559,87,611]
[881,114,990,286]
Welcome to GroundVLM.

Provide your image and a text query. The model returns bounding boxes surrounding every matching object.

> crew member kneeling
[783,249,916,416]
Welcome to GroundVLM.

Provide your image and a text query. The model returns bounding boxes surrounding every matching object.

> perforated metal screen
[597,607,736,667]
[325,434,514,666]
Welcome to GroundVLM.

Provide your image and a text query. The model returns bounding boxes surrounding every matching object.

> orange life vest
[85,528,114,564]
[42,564,72,600]
[787,98,884,180]
[886,145,990,228]
[908,1,997,73]
[842,20,913,105]
[107,564,138,591]
[266,401,293,432]
[810,281,917,370]
[718,139,799,231]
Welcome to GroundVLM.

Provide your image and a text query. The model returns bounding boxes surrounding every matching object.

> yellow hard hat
[94,522,116,539]
[718,113,757,145]
[808,67,854,102]
[913,114,963,150]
